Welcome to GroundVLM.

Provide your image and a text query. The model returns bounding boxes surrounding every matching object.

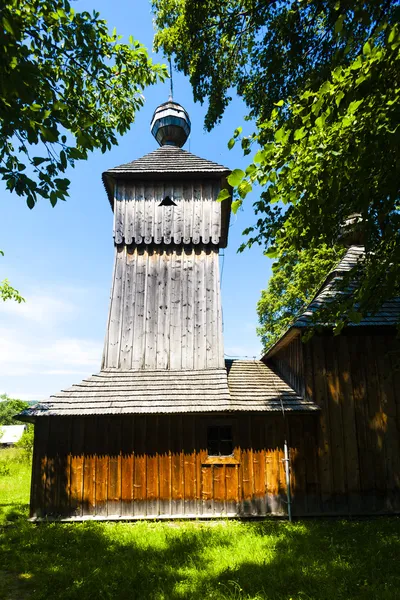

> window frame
[201,418,240,465]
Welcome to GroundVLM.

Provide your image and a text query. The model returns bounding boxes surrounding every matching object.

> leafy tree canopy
[153,0,400,333]
[0,251,24,303]
[1,0,167,209]
[0,396,30,426]
[257,245,345,350]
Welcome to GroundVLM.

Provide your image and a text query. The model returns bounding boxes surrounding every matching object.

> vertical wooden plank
[124,183,135,245]
[348,334,376,513]
[163,183,173,244]
[144,248,157,369]
[156,249,169,369]
[325,337,347,513]
[55,418,70,517]
[195,417,201,516]
[121,416,134,517]
[184,249,194,370]
[154,183,164,244]
[133,415,147,516]
[144,183,155,244]
[132,247,146,370]
[106,247,125,369]
[183,415,196,515]
[225,465,239,515]
[83,417,96,516]
[289,415,307,516]
[205,248,214,368]
[193,248,205,370]
[70,417,85,518]
[374,335,400,511]
[171,415,184,515]
[364,335,388,512]
[95,417,108,517]
[158,415,171,516]
[213,465,226,515]
[201,465,213,515]
[134,183,145,244]
[252,415,267,516]
[107,417,121,516]
[172,183,183,244]
[311,336,334,513]
[146,416,159,517]
[302,415,320,515]
[337,336,361,513]
[120,246,137,370]
[240,416,254,515]
[214,250,224,368]
[31,418,49,518]
[170,249,183,369]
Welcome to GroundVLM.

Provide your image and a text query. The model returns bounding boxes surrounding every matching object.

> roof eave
[262,327,302,361]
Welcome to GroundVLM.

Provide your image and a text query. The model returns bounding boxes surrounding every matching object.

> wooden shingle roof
[294,245,400,328]
[18,360,318,420]
[104,145,230,177]
[264,245,400,359]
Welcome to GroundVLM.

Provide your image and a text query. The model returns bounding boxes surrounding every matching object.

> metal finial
[169,56,173,101]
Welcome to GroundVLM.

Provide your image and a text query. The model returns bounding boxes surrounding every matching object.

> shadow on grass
[1,516,400,600]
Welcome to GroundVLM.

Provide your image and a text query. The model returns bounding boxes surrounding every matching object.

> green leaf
[274,99,284,107]
[348,99,364,114]
[265,247,279,258]
[231,199,242,214]
[227,169,245,187]
[233,126,242,138]
[334,14,345,34]
[294,127,306,141]
[216,188,231,202]
[335,91,344,107]
[32,157,47,167]
[254,150,264,164]
[227,138,235,150]
[363,41,372,55]
[238,181,252,198]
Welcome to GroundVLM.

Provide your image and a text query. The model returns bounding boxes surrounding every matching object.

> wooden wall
[102,245,224,370]
[30,413,317,520]
[269,330,400,515]
[113,180,224,246]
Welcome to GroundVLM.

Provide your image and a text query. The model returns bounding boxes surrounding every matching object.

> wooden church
[20,101,400,520]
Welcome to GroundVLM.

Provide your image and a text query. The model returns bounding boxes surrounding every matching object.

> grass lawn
[1,448,400,600]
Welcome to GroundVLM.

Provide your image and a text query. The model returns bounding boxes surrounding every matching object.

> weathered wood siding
[102,245,224,370]
[114,180,223,245]
[269,330,400,514]
[30,414,317,519]
[270,335,305,396]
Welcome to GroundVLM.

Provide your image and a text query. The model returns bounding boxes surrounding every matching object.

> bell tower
[101,101,231,371]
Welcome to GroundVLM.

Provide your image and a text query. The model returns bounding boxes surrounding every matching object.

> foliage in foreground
[0,396,30,426]
[153,1,400,333]
[0,251,24,303]
[1,448,400,600]
[257,245,345,350]
[0,0,167,209]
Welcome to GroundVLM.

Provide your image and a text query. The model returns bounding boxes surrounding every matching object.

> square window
[207,425,233,456]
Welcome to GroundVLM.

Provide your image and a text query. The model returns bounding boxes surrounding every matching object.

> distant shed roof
[0,425,26,444]
[103,146,230,208]
[17,360,318,420]
[264,245,400,359]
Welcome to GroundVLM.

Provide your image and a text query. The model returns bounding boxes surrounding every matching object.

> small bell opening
[159,196,176,207]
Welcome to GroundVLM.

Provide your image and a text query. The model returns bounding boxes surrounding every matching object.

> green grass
[1,449,400,600]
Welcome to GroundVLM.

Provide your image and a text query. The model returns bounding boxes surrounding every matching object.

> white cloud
[0,328,102,377]
[0,292,77,326]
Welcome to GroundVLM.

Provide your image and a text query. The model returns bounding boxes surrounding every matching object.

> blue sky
[0,0,272,401]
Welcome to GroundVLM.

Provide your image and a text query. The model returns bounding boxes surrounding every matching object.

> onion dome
[150,100,191,148]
